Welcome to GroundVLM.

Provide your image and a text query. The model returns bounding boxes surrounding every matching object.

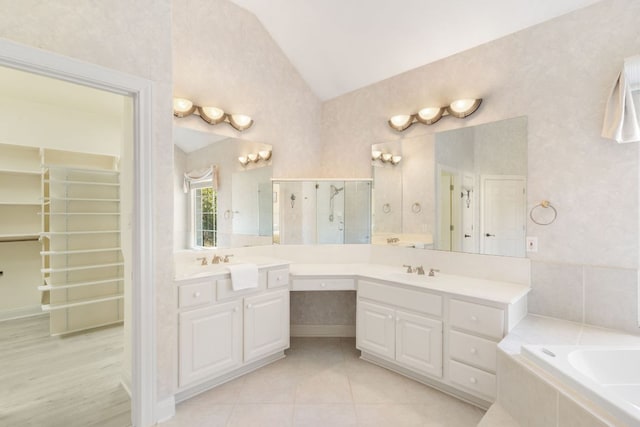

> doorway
[480,175,526,257]
[0,39,155,426]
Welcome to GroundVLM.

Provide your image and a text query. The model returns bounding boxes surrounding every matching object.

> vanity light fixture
[173,97,254,131]
[388,98,483,131]
[372,150,402,166]
[238,149,273,166]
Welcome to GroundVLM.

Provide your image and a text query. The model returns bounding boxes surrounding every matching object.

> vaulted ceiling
[229,0,603,100]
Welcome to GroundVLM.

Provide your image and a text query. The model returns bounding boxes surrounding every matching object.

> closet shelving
[0,145,42,243]
[41,150,124,335]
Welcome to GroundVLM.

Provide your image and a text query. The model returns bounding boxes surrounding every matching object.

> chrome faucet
[223,254,234,263]
[416,266,425,275]
[212,255,223,264]
[196,257,208,266]
[403,264,414,273]
[428,268,440,277]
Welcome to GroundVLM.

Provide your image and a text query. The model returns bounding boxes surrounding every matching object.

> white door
[244,289,290,362]
[356,299,396,360]
[179,300,242,387]
[480,175,526,257]
[395,310,443,378]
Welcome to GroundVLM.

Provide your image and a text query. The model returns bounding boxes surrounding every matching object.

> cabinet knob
[470,315,478,322]
[193,292,201,298]
[388,314,393,319]
[234,307,239,312]
[276,276,281,281]
[470,347,477,355]
[247,304,253,309]
[321,283,326,288]
[469,377,477,384]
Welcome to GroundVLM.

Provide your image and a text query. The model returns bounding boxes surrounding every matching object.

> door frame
[0,38,156,426]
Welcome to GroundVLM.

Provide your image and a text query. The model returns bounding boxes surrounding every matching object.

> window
[194,187,217,247]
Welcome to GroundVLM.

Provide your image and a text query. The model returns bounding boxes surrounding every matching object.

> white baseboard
[156,396,176,423]
[0,305,44,322]
[291,324,355,337]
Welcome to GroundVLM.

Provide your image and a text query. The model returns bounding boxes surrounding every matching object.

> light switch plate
[526,236,538,252]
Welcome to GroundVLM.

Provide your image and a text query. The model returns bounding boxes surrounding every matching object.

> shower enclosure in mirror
[372,116,527,257]
[272,179,372,245]
[173,125,273,250]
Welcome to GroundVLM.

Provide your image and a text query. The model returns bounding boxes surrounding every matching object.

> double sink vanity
[173,249,529,408]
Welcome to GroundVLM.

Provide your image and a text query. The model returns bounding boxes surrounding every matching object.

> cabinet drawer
[267,268,289,289]
[291,277,355,291]
[449,299,504,339]
[179,281,214,308]
[359,280,441,317]
[449,330,497,372]
[449,359,496,400]
[216,271,267,301]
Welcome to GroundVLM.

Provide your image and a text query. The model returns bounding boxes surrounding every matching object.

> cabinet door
[244,289,289,363]
[356,299,395,360]
[179,300,242,387]
[395,309,442,378]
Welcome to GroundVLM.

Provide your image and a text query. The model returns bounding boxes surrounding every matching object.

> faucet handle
[416,266,425,275]
[428,268,440,277]
[212,255,222,264]
[402,264,414,273]
[223,254,234,263]
[196,257,208,266]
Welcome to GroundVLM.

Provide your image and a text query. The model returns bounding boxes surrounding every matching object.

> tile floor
[160,337,485,427]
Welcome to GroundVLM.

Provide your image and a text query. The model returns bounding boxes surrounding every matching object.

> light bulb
[229,114,254,131]
[416,107,444,125]
[247,153,259,162]
[238,156,249,166]
[381,153,393,163]
[258,150,272,161]
[391,155,402,165]
[198,106,226,124]
[173,98,195,117]
[371,150,382,160]
[388,114,413,131]
[447,99,482,118]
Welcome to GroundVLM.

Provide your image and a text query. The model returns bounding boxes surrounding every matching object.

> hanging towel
[602,56,640,143]
[228,264,259,291]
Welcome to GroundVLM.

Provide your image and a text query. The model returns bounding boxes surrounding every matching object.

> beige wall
[321,0,640,332]
[172,0,323,179]
[0,0,176,399]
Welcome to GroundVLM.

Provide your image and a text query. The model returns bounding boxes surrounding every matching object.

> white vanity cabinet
[244,289,290,362]
[179,299,242,387]
[176,265,290,392]
[357,280,443,378]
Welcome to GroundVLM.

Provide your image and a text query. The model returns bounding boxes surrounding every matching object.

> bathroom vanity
[174,251,529,408]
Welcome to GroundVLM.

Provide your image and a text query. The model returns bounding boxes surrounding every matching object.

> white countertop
[290,263,529,305]
[174,256,290,281]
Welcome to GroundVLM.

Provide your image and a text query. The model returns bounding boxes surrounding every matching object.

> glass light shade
[238,156,249,166]
[391,155,402,165]
[371,150,382,160]
[198,106,226,124]
[447,98,482,118]
[173,98,196,117]
[416,107,444,125]
[229,114,254,131]
[247,153,259,162]
[381,153,393,163]
[258,150,272,161]
[388,114,414,131]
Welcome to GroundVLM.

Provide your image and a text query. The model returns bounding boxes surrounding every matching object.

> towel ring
[529,200,557,225]
[411,202,422,213]
[382,203,391,214]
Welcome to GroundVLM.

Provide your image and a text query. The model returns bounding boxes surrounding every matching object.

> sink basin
[388,272,434,283]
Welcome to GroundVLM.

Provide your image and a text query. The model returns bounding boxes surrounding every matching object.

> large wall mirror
[372,116,527,257]
[173,126,272,250]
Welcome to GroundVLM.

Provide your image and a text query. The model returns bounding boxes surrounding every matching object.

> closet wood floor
[0,315,130,427]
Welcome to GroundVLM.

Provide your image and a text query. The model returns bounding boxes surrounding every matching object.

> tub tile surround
[494,314,640,426]
[530,261,640,335]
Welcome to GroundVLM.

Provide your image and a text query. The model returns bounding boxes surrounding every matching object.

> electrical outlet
[526,236,538,252]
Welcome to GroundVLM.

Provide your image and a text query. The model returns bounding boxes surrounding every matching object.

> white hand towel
[228,264,259,291]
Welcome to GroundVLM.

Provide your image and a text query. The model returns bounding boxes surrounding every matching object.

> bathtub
[522,345,640,426]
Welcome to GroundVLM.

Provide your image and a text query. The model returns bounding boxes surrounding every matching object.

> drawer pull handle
[193,292,201,298]
[469,377,477,384]
[247,304,253,309]
[470,348,477,355]
[470,315,478,322]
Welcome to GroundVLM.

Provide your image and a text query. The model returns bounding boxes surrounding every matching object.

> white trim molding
[0,37,156,427]
[156,396,176,423]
